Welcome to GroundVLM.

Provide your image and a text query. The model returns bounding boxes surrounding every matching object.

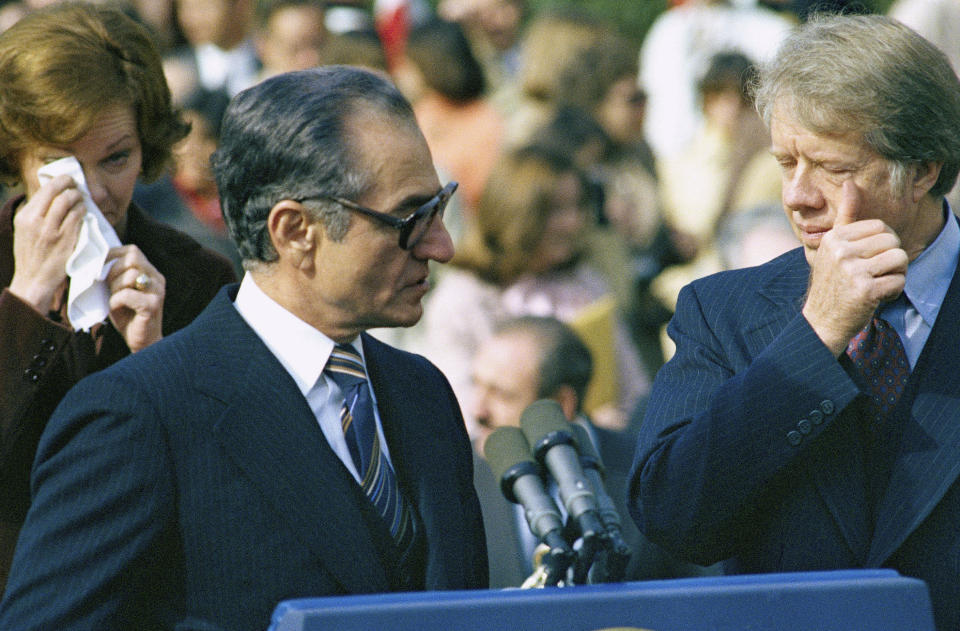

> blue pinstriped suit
[0,285,487,631]
[629,246,960,630]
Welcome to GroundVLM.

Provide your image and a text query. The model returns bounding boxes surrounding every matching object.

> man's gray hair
[212,65,419,266]
[753,14,960,198]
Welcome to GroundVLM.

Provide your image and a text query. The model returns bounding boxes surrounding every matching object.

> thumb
[833,180,860,228]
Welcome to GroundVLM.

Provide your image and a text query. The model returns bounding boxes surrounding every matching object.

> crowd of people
[1,0,960,629]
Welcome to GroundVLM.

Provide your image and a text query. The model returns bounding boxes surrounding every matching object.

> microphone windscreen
[519,399,574,451]
[484,426,535,484]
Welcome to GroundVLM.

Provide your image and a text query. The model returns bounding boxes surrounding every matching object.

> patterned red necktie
[845,316,910,426]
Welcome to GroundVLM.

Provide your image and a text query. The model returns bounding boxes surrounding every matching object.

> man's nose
[782,165,823,211]
[413,214,454,263]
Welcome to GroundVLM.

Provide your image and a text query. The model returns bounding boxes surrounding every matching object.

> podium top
[269,569,934,631]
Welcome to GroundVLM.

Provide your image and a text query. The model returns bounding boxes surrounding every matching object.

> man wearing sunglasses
[0,66,487,631]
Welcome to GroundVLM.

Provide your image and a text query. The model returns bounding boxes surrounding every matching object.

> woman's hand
[7,175,85,313]
[105,245,166,352]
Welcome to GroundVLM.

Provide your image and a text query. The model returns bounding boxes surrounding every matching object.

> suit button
[23,369,40,383]
[820,400,835,415]
[787,430,803,446]
[31,354,47,368]
[797,418,812,434]
[809,410,824,425]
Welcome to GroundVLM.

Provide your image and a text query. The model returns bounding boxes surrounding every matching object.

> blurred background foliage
[521,0,669,44]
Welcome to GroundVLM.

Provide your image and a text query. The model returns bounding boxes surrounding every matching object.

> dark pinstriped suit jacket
[629,245,960,631]
[0,285,488,631]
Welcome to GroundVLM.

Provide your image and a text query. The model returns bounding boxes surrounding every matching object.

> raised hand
[8,175,85,314]
[105,245,166,353]
[801,180,908,356]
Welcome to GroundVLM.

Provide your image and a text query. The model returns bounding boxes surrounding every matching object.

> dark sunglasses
[298,181,458,250]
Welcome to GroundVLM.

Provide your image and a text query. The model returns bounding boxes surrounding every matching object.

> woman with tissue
[0,2,236,590]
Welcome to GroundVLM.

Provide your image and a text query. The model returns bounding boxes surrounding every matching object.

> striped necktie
[325,344,416,553]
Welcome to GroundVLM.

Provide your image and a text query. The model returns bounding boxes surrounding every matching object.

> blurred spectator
[554,36,695,375]
[392,18,505,223]
[129,0,184,53]
[530,108,674,382]
[2,1,186,51]
[558,35,659,246]
[532,106,609,173]
[715,201,797,271]
[323,0,372,34]
[255,0,327,79]
[501,7,611,148]
[171,89,228,235]
[419,145,650,437]
[164,0,260,104]
[134,88,241,273]
[372,0,432,70]
[319,28,388,71]
[639,0,792,161]
[652,50,782,312]
[438,0,526,96]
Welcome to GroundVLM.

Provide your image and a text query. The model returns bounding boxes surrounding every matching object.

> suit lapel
[754,249,809,307]
[749,251,872,560]
[868,256,960,565]
[361,334,437,509]
[195,292,390,593]
[361,335,417,497]
[744,249,809,355]
[362,334,477,588]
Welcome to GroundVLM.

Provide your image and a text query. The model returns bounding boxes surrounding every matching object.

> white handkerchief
[36,157,122,331]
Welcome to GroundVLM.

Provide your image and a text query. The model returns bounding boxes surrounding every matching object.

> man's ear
[266,200,320,269]
[911,161,943,203]
[551,385,580,422]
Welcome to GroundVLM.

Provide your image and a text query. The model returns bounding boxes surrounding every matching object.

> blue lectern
[268,569,934,631]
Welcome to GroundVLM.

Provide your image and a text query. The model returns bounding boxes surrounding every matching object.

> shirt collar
[902,201,960,328]
[232,273,362,397]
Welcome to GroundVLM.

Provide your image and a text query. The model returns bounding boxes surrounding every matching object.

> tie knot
[325,343,367,388]
[846,316,893,359]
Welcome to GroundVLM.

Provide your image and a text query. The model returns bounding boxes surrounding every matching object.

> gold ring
[133,273,151,292]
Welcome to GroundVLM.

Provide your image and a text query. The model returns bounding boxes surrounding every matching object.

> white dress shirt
[232,273,392,483]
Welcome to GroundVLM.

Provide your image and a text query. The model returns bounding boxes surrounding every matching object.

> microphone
[519,400,606,582]
[567,423,622,534]
[484,426,574,584]
[569,423,631,583]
